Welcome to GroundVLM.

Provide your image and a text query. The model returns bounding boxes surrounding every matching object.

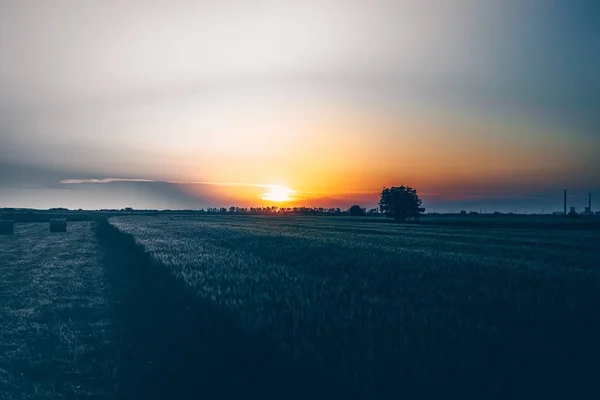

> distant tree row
[2,185,427,223]
[199,206,382,216]
[199,185,427,222]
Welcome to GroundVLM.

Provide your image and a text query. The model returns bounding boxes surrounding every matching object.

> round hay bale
[0,220,15,235]
[50,218,67,233]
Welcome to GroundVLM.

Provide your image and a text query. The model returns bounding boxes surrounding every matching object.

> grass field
[110,215,600,399]
[1,215,600,399]
[0,222,113,399]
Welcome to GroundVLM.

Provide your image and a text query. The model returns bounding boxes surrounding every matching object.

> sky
[1,0,599,212]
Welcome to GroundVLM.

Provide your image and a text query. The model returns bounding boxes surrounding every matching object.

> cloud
[60,177,293,190]
[60,178,155,184]
[60,178,297,200]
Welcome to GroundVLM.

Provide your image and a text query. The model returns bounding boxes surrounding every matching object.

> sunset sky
[1,0,598,212]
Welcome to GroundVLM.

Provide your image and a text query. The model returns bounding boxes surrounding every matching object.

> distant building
[553,211,565,216]
[581,207,594,216]
[570,207,576,214]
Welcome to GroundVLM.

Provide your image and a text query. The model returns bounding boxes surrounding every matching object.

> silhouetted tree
[378,186,425,222]
[348,205,366,216]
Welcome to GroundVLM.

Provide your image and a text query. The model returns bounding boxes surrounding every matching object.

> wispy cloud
[60,177,292,191]
[60,178,155,184]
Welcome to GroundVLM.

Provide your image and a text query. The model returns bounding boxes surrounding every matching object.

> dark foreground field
[1,216,600,399]
[0,223,113,399]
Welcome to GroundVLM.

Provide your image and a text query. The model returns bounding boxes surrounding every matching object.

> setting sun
[261,185,296,202]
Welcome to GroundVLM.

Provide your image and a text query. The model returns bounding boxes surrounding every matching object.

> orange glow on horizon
[167,107,591,208]
[261,185,296,202]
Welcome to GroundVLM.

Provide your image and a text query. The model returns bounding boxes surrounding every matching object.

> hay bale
[50,218,67,233]
[0,220,15,235]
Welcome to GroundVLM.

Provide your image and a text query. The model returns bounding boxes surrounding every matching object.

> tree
[378,186,425,222]
[348,204,366,216]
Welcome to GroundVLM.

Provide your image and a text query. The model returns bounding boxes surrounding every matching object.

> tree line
[2,185,426,223]
[201,185,426,222]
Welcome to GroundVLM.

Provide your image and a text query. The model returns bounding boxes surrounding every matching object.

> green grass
[95,220,325,400]
[109,214,600,399]
[419,214,600,230]
[2,216,600,399]
[0,222,114,400]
